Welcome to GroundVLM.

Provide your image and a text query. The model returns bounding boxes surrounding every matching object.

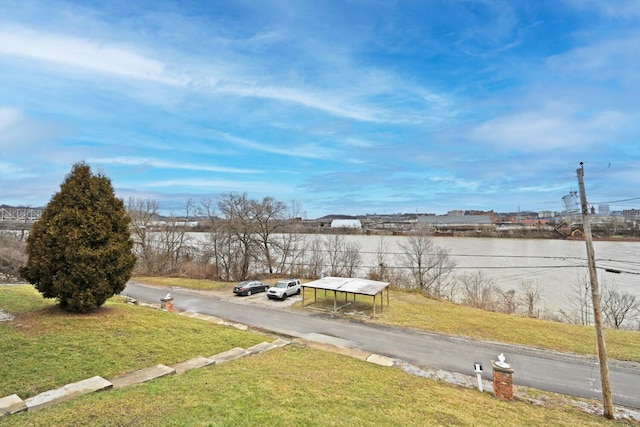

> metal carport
[301,277,390,317]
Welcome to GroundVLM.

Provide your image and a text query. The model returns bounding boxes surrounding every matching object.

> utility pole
[576,162,614,419]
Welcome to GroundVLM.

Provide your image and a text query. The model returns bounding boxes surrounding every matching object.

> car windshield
[274,281,288,288]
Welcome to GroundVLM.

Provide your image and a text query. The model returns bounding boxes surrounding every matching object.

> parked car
[266,278,301,300]
[233,280,269,296]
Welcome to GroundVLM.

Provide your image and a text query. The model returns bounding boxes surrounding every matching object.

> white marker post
[474,363,483,392]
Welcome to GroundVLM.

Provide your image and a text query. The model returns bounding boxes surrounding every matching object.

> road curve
[122,282,640,410]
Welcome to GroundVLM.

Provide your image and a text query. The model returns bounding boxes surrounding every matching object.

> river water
[340,235,640,314]
[186,232,640,315]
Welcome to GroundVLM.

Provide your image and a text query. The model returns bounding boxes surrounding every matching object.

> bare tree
[267,200,306,276]
[601,280,640,329]
[368,237,390,282]
[519,280,543,318]
[497,288,518,314]
[252,197,286,274]
[158,199,193,274]
[325,234,346,276]
[457,271,498,311]
[564,273,592,325]
[0,231,26,280]
[217,193,255,280]
[199,198,223,279]
[127,197,160,274]
[343,241,362,277]
[272,231,304,276]
[305,236,325,279]
[398,226,455,296]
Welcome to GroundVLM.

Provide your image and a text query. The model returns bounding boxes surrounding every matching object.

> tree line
[125,194,640,330]
[3,162,638,328]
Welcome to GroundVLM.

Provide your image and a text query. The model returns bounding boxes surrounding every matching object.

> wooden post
[577,163,614,419]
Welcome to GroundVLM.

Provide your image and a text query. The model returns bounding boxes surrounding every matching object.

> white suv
[267,278,301,300]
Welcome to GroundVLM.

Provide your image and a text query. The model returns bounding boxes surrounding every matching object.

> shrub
[19,163,135,312]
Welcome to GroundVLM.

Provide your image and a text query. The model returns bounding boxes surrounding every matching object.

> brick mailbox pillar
[160,294,174,313]
[491,358,514,401]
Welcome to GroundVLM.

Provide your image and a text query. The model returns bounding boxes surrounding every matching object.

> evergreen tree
[20,162,135,312]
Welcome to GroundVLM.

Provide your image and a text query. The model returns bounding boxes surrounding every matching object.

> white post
[474,363,483,392]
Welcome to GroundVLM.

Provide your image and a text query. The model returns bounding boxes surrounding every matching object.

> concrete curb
[246,342,278,355]
[171,356,216,375]
[208,347,249,364]
[0,394,26,417]
[110,364,176,390]
[24,376,112,411]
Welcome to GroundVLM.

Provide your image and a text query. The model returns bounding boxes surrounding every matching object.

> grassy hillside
[0,284,638,426]
[1,346,627,427]
[0,285,266,398]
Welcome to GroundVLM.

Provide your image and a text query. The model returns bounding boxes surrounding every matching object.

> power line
[592,196,640,205]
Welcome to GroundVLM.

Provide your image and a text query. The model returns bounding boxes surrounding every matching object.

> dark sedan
[233,280,269,296]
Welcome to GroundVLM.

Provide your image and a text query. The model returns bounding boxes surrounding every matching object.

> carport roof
[302,277,390,296]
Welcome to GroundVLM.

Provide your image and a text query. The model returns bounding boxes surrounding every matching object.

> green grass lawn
[0,285,267,398]
[372,290,640,363]
[131,276,235,291]
[1,284,638,426]
[0,343,629,426]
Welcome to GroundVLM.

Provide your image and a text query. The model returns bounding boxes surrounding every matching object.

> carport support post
[373,294,376,317]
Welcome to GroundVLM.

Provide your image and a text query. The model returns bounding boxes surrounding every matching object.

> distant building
[598,204,610,215]
[418,214,492,226]
[330,219,362,229]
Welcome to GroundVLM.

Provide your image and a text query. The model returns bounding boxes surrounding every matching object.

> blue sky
[1,0,639,219]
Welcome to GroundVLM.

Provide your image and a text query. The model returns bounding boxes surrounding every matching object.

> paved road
[122,282,640,410]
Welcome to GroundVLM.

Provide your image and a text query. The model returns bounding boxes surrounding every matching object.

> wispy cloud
[1,1,639,216]
[88,156,258,174]
[0,27,186,85]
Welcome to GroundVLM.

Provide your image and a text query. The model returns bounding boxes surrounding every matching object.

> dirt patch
[0,308,15,322]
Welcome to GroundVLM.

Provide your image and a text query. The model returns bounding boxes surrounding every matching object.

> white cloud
[0,26,186,85]
[208,130,335,159]
[88,156,258,174]
[140,178,294,195]
[469,110,630,151]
